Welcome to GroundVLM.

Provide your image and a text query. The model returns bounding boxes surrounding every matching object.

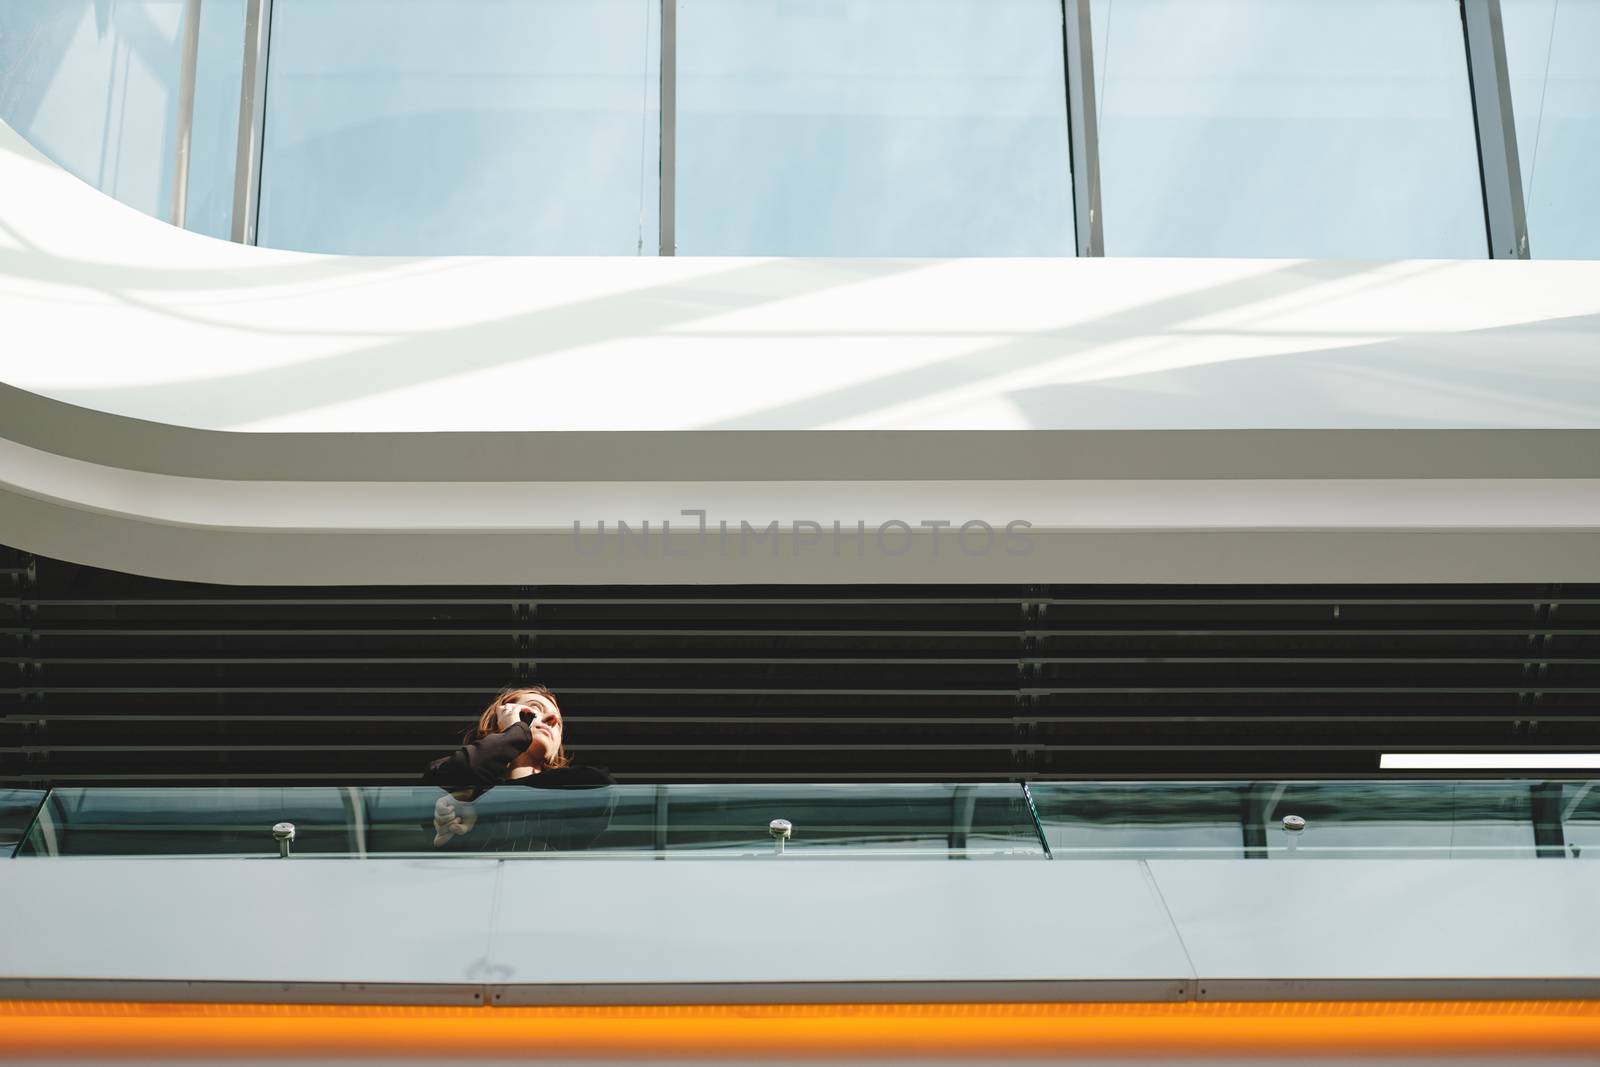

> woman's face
[514,691,563,760]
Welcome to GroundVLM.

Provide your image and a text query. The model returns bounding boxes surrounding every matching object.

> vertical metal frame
[1062,0,1104,256]
[232,0,274,245]
[659,0,676,256]
[1462,0,1530,258]
[169,0,203,228]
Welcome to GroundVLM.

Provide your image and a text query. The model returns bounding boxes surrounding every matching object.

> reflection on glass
[0,0,184,220]
[1033,782,1249,858]
[19,781,1595,860]
[19,787,377,858]
[677,0,1074,255]
[1566,780,1600,858]
[1502,0,1600,259]
[1092,0,1485,257]
[17,784,1044,859]
[258,0,659,254]
[640,784,1043,857]
[0,788,47,858]
[1031,780,1575,859]
[183,0,246,240]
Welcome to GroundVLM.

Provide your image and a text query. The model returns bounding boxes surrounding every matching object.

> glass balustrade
[0,788,47,858]
[8,779,1598,860]
[13,782,1045,859]
[1029,779,1595,859]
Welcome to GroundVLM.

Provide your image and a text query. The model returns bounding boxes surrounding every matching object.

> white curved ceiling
[3,117,1599,584]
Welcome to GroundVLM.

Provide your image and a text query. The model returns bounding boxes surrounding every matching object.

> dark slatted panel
[2,546,1598,784]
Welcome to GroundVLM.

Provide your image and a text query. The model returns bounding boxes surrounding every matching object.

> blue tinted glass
[258,0,659,254]
[16,784,1044,859]
[1503,0,1600,259]
[0,0,184,221]
[0,788,47,857]
[1568,782,1600,857]
[1031,781,1559,860]
[677,0,1074,255]
[183,0,245,240]
[1093,0,1486,257]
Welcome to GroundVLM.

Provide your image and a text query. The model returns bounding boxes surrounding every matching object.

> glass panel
[1029,780,1579,859]
[27,782,1593,861]
[257,0,659,254]
[677,0,1074,255]
[183,0,246,240]
[1502,0,1600,259]
[648,783,1043,857]
[1566,781,1600,858]
[1256,781,1538,859]
[1033,782,1251,858]
[1091,0,1486,257]
[16,784,1044,859]
[20,787,367,857]
[0,788,47,858]
[0,0,184,221]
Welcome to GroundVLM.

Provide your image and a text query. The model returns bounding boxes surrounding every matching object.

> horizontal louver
[2,546,1597,784]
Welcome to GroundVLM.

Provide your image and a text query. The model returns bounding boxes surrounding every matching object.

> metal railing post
[232,0,274,244]
[658,0,676,256]
[170,0,203,228]
[1462,0,1530,258]
[1062,0,1104,256]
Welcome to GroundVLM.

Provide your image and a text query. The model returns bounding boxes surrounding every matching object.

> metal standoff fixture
[1281,814,1306,853]
[272,821,296,858]
[769,818,793,856]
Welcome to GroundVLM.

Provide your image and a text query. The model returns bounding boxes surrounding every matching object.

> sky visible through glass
[677,0,1075,256]
[5,1,1597,260]
[1090,0,1487,258]
[1502,0,1600,259]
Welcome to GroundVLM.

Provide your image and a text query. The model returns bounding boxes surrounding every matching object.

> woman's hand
[432,792,477,847]
[495,702,531,732]
[495,699,559,767]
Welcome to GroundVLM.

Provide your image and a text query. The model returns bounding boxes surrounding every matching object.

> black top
[422,721,616,852]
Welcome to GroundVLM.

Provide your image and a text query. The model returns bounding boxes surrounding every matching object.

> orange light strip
[2,999,1599,1058]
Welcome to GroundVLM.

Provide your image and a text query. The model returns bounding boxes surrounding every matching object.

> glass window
[677,0,1075,256]
[1091,0,1486,257]
[1502,0,1600,259]
[257,0,659,254]
[182,0,246,240]
[0,0,184,221]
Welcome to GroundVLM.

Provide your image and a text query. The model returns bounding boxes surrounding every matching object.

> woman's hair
[466,685,571,770]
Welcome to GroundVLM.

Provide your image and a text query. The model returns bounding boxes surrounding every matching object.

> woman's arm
[422,720,535,791]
